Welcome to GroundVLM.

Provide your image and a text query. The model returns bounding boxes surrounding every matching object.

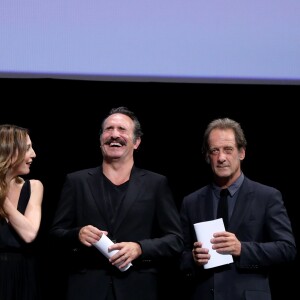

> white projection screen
[1,0,300,85]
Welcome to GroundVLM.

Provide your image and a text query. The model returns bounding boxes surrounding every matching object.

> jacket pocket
[245,290,271,300]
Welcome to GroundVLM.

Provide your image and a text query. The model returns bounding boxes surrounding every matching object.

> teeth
[110,143,122,147]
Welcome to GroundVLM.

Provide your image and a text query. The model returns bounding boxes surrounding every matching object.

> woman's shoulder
[29,179,44,191]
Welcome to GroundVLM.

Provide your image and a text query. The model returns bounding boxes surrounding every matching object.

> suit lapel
[86,166,111,227]
[204,186,215,222]
[113,167,144,233]
[196,187,215,223]
[229,178,254,231]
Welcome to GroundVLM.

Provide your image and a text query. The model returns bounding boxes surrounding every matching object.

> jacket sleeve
[49,174,82,248]
[138,176,184,259]
[238,188,297,268]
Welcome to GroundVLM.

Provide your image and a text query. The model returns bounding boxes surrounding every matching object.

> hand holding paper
[93,234,132,272]
[193,218,233,269]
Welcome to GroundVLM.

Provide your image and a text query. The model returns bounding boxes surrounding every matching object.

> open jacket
[50,166,183,300]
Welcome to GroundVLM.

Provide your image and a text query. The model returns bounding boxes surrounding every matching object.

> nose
[217,150,227,162]
[31,148,37,158]
[111,128,121,138]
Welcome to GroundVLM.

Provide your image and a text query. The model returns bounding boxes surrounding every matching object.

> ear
[134,137,141,150]
[239,148,246,160]
[206,155,211,164]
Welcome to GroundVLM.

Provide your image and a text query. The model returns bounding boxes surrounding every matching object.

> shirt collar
[212,172,245,197]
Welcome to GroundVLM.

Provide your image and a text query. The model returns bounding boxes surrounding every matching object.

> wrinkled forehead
[103,113,134,129]
[208,128,236,147]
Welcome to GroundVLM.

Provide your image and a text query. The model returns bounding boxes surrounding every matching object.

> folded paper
[194,218,233,269]
[93,234,132,272]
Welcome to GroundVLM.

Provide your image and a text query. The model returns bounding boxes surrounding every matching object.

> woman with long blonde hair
[0,124,44,300]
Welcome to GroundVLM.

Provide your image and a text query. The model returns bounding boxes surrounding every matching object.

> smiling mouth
[105,138,126,147]
[109,142,123,147]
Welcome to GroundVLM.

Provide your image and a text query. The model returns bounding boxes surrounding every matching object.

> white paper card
[93,234,132,272]
[193,218,233,269]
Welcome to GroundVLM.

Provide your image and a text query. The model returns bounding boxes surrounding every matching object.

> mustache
[104,137,126,146]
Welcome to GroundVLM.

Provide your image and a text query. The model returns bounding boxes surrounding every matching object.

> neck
[214,170,241,189]
[102,159,134,186]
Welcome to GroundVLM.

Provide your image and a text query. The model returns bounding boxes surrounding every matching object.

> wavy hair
[0,124,29,218]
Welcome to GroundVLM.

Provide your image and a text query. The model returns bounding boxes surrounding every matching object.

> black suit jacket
[50,166,183,300]
[180,177,296,300]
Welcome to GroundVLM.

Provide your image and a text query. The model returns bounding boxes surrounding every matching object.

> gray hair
[202,118,247,163]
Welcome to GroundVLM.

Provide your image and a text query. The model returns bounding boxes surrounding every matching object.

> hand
[211,231,241,256]
[192,241,210,266]
[109,242,142,270]
[78,225,107,247]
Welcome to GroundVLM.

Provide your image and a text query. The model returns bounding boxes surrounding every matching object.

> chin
[217,171,230,178]
[23,169,31,174]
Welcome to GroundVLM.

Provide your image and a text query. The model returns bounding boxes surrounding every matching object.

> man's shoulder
[184,185,210,200]
[133,166,166,179]
[243,176,279,194]
[67,166,101,178]
[132,167,170,185]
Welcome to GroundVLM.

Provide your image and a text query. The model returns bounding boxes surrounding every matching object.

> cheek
[232,158,241,168]
[23,154,31,162]
[100,134,109,143]
[209,156,217,164]
[14,162,26,173]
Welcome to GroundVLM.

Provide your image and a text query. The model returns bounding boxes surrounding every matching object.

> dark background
[1,78,299,299]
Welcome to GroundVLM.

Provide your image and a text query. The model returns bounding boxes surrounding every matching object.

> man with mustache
[50,106,183,300]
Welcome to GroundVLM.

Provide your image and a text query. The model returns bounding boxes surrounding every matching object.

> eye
[118,127,126,132]
[104,127,113,132]
[224,147,234,154]
[209,148,219,155]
